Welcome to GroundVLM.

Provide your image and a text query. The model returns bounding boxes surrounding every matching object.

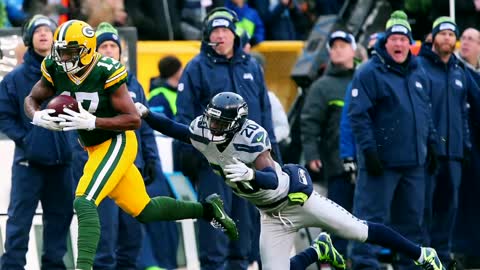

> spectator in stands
[456,28,480,72]
[453,27,480,269]
[339,32,382,189]
[225,0,265,45]
[125,0,183,40]
[77,0,127,27]
[301,30,356,258]
[148,56,183,119]
[417,17,471,267]
[0,15,74,270]
[348,11,437,270]
[175,7,277,269]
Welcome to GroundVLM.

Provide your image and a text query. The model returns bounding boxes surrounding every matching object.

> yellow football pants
[76,130,150,216]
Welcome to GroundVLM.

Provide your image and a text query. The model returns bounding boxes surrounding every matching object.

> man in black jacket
[301,30,356,257]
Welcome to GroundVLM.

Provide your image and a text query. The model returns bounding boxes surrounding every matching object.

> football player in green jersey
[24,19,239,270]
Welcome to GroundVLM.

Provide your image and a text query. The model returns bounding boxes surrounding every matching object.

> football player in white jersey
[135,92,445,270]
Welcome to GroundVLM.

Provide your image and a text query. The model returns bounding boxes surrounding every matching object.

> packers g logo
[82,26,95,38]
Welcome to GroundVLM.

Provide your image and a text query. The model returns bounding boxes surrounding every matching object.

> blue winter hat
[96,22,122,54]
[385,10,414,44]
[22,15,57,47]
[431,16,459,40]
[204,8,239,39]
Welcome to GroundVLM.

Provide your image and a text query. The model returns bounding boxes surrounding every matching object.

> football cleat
[415,247,445,270]
[204,193,239,240]
[312,232,346,269]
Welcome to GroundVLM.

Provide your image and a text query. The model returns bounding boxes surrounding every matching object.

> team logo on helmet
[82,26,95,38]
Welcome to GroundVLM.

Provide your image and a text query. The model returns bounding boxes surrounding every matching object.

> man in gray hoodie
[300,30,356,257]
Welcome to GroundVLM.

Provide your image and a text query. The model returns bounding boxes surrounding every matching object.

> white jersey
[189,116,290,207]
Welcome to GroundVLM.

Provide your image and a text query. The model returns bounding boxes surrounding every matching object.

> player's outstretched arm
[135,102,191,144]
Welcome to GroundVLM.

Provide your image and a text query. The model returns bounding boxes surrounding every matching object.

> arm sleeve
[144,112,191,144]
[348,73,378,152]
[340,83,357,159]
[300,80,327,162]
[253,166,279,190]
[0,79,27,144]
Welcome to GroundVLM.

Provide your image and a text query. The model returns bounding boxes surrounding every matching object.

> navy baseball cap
[327,30,357,51]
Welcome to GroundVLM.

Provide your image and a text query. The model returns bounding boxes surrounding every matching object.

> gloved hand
[59,102,96,131]
[32,109,65,131]
[364,149,383,176]
[135,102,149,118]
[143,159,158,186]
[224,158,254,183]
[343,157,357,184]
[426,143,439,175]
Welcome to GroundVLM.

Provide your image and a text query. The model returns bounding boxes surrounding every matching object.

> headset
[202,7,239,45]
[21,15,57,47]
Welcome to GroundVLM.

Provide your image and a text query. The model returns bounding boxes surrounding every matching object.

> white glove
[32,109,65,131]
[58,102,96,131]
[223,158,255,183]
[135,102,149,118]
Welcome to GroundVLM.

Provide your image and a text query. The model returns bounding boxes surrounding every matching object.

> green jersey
[41,52,128,146]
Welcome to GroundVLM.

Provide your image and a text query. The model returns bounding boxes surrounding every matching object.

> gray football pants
[260,191,369,270]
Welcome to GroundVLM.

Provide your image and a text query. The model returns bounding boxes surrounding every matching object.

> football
[46,95,79,117]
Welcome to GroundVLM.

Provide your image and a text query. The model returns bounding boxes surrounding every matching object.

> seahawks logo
[82,26,95,38]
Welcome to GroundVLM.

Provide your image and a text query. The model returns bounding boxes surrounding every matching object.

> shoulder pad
[189,116,211,144]
[98,55,128,90]
[41,55,57,86]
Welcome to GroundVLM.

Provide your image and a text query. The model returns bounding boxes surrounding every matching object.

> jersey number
[240,123,260,138]
[98,57,120,71]
[60,91,99,113]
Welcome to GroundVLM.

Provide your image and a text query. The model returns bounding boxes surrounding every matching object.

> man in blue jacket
[175,7,277,270]
[0,15,75,270]
[417,17,471,267]
[348,11,438,270]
